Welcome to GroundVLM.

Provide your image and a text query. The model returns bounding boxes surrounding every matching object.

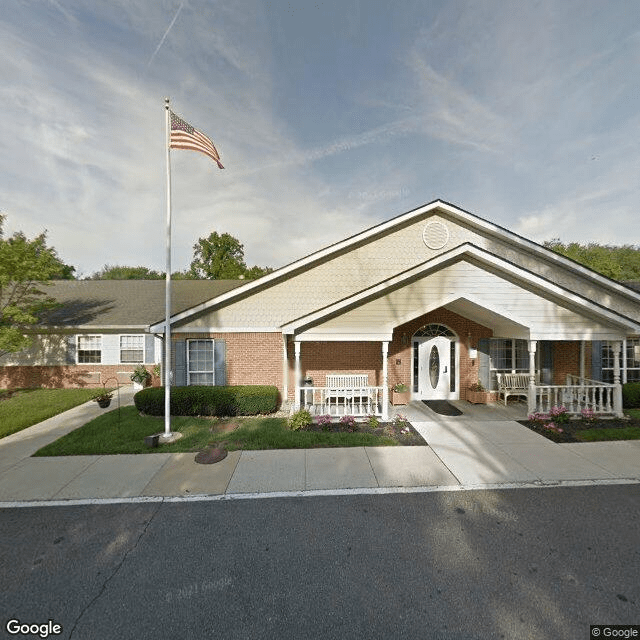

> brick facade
[284,308,495,401]
[0,364,154,389]
[173,332,283,388]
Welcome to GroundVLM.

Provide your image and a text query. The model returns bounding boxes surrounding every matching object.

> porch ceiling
[443,298,529,338]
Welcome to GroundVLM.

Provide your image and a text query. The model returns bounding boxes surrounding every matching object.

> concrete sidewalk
[0,394,639,505]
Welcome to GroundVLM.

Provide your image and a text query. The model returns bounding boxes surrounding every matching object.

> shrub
[315,414,333,431]
[622,382,640,408]
[287,409,313,431]
[548,405,570,425]
[367,414,380,429]
[339,415,356,431]
[134,385,279,417]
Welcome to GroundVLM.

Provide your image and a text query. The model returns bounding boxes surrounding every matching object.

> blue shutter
[541,341,553,384]
[214,340,226,386]
[478,338,491,390]
[591,341,602,381]
[66,335,77,364]
[174,340,187,386]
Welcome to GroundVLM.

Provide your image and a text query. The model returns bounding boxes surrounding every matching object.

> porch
[295,376,622,421]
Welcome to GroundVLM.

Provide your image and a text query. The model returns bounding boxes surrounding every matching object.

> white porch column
[527,340,537,415]
[613,340,623,418]
[382,341,389,420]
[294,341,302,410]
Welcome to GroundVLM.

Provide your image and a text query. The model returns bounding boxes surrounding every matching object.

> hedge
[134,385,280,417]
[622,382,640,409]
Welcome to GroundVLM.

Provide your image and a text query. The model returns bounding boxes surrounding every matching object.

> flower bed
[288,411,426,446]
[519,406,640,443]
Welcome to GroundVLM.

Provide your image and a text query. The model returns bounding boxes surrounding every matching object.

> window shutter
[66,335,77,364]
[214,340,226,386]
[174,340,187,386]
[591,341,602,381]
[541,341,553,384]
[478,338,491,390]
[144,335,155,364]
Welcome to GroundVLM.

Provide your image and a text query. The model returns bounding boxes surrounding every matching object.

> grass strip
[575,426,640,442]
[0,388,103,439]
[33,406,398,456]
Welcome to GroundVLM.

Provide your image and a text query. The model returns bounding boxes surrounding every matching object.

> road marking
[0,477,637,508]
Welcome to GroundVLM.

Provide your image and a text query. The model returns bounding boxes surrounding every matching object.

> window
[77,335,101,364]
[602,339,640,383]
[489,338,529,388]
[187,339,214,385]
[120,335,144,363]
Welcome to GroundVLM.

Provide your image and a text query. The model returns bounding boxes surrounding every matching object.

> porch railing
[532,375,620,416]
[299,386,383,417]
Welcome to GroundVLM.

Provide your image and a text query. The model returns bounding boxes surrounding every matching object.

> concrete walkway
[0,394,639,506]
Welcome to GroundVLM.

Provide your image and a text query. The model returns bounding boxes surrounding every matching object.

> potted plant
[93,389,113,408]
[467,381,491,404]
[391,382,410,405]
[131,365,151,390]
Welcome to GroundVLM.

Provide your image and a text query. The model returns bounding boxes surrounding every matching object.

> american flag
[169,111,224,169]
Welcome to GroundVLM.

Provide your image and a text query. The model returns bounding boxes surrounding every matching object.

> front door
[417,337,455,400]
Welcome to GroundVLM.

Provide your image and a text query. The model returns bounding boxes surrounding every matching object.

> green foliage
[0,215,75,357]
[544,239,640,282]
[90,265,164,279]
[622,382,640,409]
[189,230,272,280]
[130,365,151,384]
[134,385,280,417]
[287,409,313,431]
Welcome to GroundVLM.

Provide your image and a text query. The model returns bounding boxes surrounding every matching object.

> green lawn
[0,388,103,439]
[575,426,640,442]
[34,406,398,456]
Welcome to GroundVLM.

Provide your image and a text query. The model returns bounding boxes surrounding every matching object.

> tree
[544,239,640,282]
[90,265,164,280]
[189,231,272,280]
[0,215,75,358]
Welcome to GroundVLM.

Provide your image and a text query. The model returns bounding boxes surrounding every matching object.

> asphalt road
[1,485,639,640]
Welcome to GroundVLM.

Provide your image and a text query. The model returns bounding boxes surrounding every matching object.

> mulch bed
[300,420,427,446]
[518,415,640,443]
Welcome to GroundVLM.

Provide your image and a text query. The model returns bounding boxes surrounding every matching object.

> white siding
[305,261,624,340]
[176,210,640,331]
[0,335,68,366]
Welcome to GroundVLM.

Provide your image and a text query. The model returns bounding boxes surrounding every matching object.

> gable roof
[38,280,244,329]
[280,243,640,340]
[151,199,640,332]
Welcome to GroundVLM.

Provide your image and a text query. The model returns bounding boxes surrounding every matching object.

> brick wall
[552,341,581,384]
[0,364,153,389]
[387,309,493,397]
[173,332,283,388]
[284,308,494,400]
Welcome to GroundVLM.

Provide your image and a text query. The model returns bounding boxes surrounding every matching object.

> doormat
[422,400,463,416]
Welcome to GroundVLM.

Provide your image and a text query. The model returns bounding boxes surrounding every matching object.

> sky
[1,0,639,278]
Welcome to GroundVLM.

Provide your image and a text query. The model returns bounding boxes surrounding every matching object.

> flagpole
[164,97,173,438]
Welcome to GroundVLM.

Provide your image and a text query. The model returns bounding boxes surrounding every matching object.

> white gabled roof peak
[150,199,640,331]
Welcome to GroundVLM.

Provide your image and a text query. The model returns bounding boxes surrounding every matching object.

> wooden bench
[325,374,370,402]
[496,373,530,405]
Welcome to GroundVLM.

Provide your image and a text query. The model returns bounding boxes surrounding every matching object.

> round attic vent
[423,221,449,250]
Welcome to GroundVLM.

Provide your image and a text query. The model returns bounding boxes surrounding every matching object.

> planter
[133,381,144,391]
[96,398,112,408]
[391,390,411,405]
[467,390,491,404]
